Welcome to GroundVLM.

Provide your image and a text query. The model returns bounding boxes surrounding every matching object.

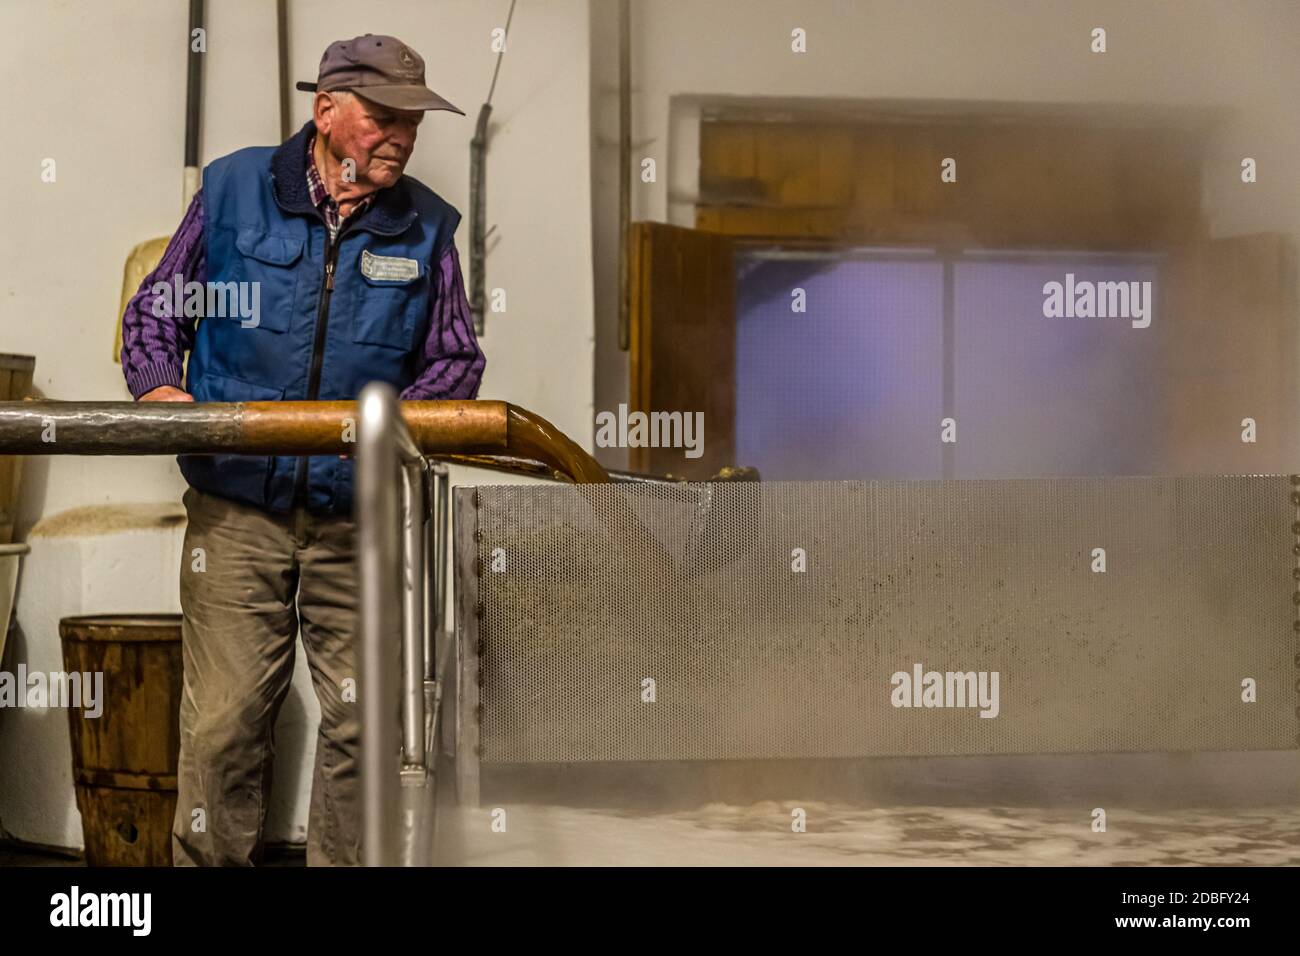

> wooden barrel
[58,614,183,866]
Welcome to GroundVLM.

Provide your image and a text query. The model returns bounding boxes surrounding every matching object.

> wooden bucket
[58,614,183,866]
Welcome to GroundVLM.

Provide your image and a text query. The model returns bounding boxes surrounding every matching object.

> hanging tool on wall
[113,0,206,363]
[469,0,518,336]
[277,0,292,142]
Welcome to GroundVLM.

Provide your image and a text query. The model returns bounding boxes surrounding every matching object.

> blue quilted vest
[180,121,460,516]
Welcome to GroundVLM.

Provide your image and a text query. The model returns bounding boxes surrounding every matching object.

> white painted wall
[0,0,593,850]
[591,0,1300,418]
[633,0,1299,229]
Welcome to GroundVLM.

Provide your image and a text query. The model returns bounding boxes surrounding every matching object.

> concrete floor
[436,801,1300,866]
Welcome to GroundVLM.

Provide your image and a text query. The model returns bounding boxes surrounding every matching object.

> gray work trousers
[172,486,360,866]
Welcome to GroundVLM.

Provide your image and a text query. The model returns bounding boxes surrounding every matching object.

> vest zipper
[292,235,341,508]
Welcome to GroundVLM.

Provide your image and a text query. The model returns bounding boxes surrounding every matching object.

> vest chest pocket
[231,229,304,334]
[352,251,427,351]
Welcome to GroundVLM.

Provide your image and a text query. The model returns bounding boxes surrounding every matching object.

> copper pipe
[243,400,511,454]
[0,401,758,487]
[506,405,609,483]
[0,399,612,485]
[0,400,504,455]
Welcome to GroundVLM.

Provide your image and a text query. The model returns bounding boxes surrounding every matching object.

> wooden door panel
[629,222,735,478]
[1160,234,1298,471]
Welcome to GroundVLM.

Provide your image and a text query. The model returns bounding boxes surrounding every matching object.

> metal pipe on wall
[183,0,205,206]
[469,104,491,333]
[276,0,291,142]
[468,0,518,334]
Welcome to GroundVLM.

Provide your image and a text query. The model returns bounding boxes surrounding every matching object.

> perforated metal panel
[458,478,1299,763]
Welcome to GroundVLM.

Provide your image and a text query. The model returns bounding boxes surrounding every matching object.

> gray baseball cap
[296,34,464,114]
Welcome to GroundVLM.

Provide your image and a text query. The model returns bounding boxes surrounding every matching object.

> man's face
[317,91,423,189]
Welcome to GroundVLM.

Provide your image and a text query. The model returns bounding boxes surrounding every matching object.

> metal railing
[0,394,754,866]
[356,384,434,865]
[0,394,612,868]
[352,389,765,864]
[354,384,472,865]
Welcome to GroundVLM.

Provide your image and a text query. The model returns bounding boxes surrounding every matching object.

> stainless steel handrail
[356,385,399,865]
[357,386,471,866]
[356,383,435,866]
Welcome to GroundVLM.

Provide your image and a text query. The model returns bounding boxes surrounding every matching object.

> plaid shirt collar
[306,134,376,240]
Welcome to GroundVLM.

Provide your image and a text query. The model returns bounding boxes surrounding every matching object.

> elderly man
[119,35,484,866]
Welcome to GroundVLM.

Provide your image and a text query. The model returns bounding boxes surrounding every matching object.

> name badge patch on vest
[361,249,420,282]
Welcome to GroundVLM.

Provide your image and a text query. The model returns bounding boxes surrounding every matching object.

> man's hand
[139,385,194,402]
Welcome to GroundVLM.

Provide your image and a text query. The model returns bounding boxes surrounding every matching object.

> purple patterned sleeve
[120,190,207,399]
[400,241,486,401]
